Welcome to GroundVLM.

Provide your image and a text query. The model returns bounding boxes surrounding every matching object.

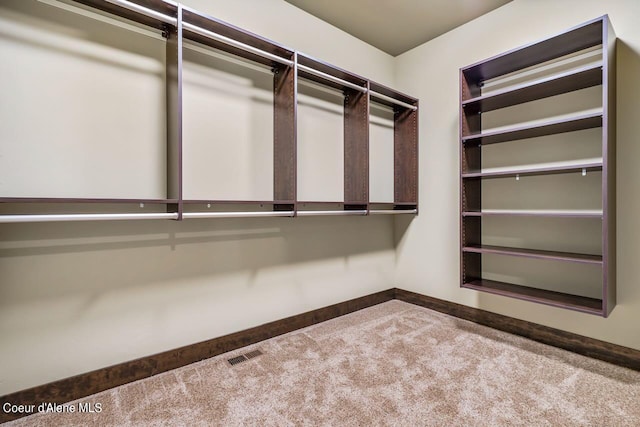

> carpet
[6,300,640,426]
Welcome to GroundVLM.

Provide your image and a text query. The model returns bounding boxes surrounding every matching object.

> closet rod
[182,22,294,67]
[296,210,367,216]
[369,209,418,215]
[182,211,295,219]
[297,64,367,93]
[370,91,417,111]
[104,0,177,25]
[0,212,179,223]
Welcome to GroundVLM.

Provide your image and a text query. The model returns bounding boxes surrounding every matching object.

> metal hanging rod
[297,64,367,93]
[370,91,417,111]
[369,209,418,215]
[182,22,294,67]
[0,212,179,223]
[296,210,367,216]
[182,211,295,219]
[104,0,177,25]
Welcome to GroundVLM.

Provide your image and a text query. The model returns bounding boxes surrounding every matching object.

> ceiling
[284,0,513,56]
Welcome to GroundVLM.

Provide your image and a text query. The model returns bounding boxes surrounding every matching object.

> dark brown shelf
[462,111,602,145]
[72,0,177,31]
[182,200,279,205]
[369,81,419,109]
[0,197,178,204]
[462,160,602,179]
[297,53,368,91]
[462,244,602,264]
[462,279,603,315]
[462,64,602,113]
[182,6,294,67]
[461,16,604,84]
[462,209,603,218]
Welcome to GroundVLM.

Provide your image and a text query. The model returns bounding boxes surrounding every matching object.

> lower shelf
[462,279,603,316]
[462,245,602,264]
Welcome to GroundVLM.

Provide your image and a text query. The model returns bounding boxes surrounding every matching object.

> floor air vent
[227,349,263,366]
[244,349,263,359]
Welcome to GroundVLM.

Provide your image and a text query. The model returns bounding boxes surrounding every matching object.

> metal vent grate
[244,349,263,359]
[227,355,248,366]
[227,349,264,366]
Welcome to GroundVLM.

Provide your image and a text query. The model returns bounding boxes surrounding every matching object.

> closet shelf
[0,197,178,204]
[73,0,177,30]
[462,63,602,113]
[462,209,603,218]
[461,279,603,315]
[462,159,602,179]
[462,17,604,83]
[462,109,603,145]
[462,244,602,264]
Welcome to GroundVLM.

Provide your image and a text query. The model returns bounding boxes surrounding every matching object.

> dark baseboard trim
[395,288,640,371]
[0,289,395,424]
[3,287,639,424]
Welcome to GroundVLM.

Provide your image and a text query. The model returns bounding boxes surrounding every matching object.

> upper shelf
[369,81,418,111]
[181,6,295,67]
[297,53,367,92]
[71,0,178,30]
[462,109,603,145]
[462,63,602,113]
[461,16,605,84]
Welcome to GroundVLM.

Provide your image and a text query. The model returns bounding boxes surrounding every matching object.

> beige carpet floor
[6,300,640,426]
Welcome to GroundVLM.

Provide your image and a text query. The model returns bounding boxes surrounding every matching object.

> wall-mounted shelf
[462,109,603,145]
[462,209,604,218]
[461,63,603,113]
[461,159,602,178]
[462,244,602,264]
[460,15,615,317]
[462,279,604,316]
[0,0,419,222]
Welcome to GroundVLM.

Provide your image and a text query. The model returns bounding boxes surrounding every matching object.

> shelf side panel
[166,9,183,216]
[273,63,296,203]
[603,16,617,316]
[394,107,418,204]
[344,88,369,205]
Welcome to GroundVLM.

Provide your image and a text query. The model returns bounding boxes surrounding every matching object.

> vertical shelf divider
[166,4,183,220]
[273,52,297,212]
[394,104,419,208]
[344,81,370,210]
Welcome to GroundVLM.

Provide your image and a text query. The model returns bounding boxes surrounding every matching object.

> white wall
[0,0,396,395]
[394,0,640,350]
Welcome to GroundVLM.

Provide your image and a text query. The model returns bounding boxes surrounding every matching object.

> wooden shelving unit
[459,15,616,316]
[0,0,418,222]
